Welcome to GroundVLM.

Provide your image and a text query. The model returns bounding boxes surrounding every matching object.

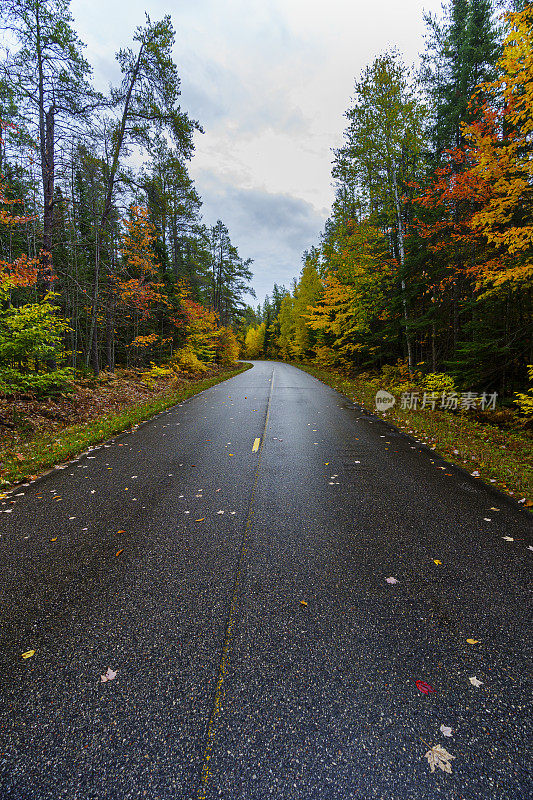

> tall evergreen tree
[421,0,499,156]
[1,0,99,286]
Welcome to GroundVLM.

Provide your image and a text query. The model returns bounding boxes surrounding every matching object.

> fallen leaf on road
[195,518,205,522]
[433,559,442,565]
[100,667,117,683]
[466,639,480,644]
[21,650,35,659]
[300,600,308,607]
[50,537,57,542]
[440,725,453,738]
[116,549,124,556]
[416,680,436,695]
[490,507,500,511]
[228,454,234,457]
[469,676,483,687]
[385,577,398,584]
[425,743,455,774]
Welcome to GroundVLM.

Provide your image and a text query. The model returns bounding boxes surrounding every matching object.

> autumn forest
[0,0,532,414]
[245,0,533,411]
[0,1,253,395]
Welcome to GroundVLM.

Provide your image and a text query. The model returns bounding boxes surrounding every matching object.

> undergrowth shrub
[421,372,457,394]
[172,347,209,374]
[515,366,533,417]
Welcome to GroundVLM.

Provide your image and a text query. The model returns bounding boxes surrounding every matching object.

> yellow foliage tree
[277,295,295,359]
[462,6,533,287]
[215,326,239,364]
[244,323,265,358]
[305,218,393,360]
[291,254,322,358]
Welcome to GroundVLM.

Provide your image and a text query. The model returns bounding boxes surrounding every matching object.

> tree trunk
[87,236,100,375]
[106,296,115,373]
[391,163,414,374]
[41,105,55,284]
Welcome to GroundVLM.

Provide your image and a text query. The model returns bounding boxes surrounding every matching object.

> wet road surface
[0,361,531,799]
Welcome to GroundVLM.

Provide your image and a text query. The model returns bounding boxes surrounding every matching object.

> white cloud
[71,0,445,301]
[196,170,324,302]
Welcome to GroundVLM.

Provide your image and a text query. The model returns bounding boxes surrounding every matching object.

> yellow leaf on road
[116,549,124,556]
[434,560,442,565]
[466,639,480,644]
[195,518,205,522]
[50,537,57,542]
[22,650,35,659]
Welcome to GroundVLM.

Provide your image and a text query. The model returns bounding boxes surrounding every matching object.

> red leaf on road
[416,680,436,695]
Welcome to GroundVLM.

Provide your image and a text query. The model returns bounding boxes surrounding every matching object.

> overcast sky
[71,0,444,305]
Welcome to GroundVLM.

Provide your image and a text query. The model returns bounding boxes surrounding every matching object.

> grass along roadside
[0,362,252,489]
[295,362,533,508]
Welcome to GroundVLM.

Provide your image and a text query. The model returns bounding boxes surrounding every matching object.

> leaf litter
[424,743,456,774]
[100,667,117,683]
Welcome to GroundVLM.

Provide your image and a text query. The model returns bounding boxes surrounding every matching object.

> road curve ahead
[0,361,531,800]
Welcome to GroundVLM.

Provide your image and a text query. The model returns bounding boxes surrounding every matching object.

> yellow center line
[198,368,275,799]
[252,437,261,453]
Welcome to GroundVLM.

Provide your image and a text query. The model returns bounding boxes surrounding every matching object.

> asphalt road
[0,361,531,800]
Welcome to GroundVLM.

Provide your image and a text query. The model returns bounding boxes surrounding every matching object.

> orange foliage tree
[416,7,533,293]
[460,6,533,289]
[0,180,39,292]
[118,205,167,315]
